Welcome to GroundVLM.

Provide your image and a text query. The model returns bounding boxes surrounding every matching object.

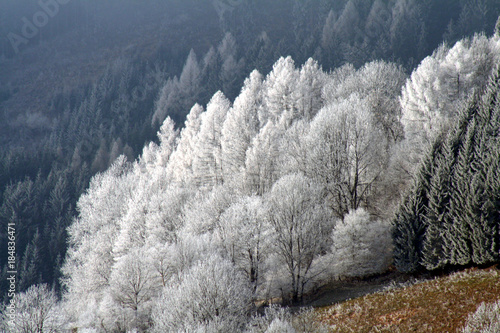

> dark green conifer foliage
[468,66,500,264]
[392,189,426,273]
[431,100,477,267]
[446,114,476,266]
[18,230,42,291]
[393,137,443,273]
[422,108,474,270]
[466,172,492,263]
[395,65,500,273]
[483,144,500,260]
[422,153,450,270]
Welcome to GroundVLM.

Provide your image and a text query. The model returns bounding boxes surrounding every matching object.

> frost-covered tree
[217,196,270,290]
[155,117,178,168]
[307,95,387,218]
[323,60,407,143]
[493,13,500,36]
[261,56,299,125]
[461,300,500,333]
[179,49,202,99]
[61,156,135,330]
[244,121,283,195]
[91,139,110,174]
[278,120,310,177]
[152,77,179,126]
[334,0,361,45]
[293,58,327,121]
[0,284,65,333]
[108,248,160,332]
[320,61,407,213]
[221,70,263,182]
[150,254,252,333]
[144,185,191,246]
[192,91,231,188]
[112,193,148,256]
[331,208,392,278]
[321,10,338,51]
[266,174,331,303]
[400,33,500,169]
[168,103,204,185]
[400,47,449,145]
[364,0,392,60]
[182,184,235,235]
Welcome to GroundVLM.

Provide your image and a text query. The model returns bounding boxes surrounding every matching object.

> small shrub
[461,300,500,333]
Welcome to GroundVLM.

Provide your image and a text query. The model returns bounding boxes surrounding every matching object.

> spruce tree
[396,65,500,273]
[467,67,500,265]
[422,110,473,270]
[393,137,442,273]
[428,100,477,267]
[482,144,500,261]
[445,66,500,267]
[446,115,476,266]
[392,190,426,273]
[421,153,450,270]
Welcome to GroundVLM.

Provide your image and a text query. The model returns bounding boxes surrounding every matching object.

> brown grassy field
[315,267,500,332]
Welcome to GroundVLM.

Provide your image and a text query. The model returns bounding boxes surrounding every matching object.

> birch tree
[266,174,331,303]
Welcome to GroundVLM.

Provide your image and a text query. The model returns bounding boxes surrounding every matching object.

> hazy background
[0,0,499,302]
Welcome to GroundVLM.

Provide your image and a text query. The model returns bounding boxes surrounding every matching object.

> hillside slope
[316,267,500,332]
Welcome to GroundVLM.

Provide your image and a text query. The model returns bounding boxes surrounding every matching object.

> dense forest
[1,0,500,332]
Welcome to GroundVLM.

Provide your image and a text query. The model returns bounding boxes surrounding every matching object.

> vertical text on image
[6,222,17,328]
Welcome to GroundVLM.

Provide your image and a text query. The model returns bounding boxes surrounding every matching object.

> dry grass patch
[316,267,500,332]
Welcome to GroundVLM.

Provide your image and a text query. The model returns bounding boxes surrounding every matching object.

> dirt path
[307,283,389,308]
[303,271,415,308]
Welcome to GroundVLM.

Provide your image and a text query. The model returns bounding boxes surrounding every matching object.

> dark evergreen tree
[482,143,500,259]
[396,65,500,273]
[393,137,443,273]
[2,0,500,303]
[446,113,477,266]
[18,230,42,291]
[424,101,477,269]
[421,153,450,270]
[461,167,496,265]
[467,66,500,265]
[392,189,426,273]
